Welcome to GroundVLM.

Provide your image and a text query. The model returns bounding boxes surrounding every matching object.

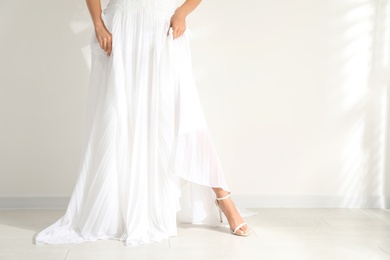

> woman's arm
[169,0,202,39]
[86,0,112,56]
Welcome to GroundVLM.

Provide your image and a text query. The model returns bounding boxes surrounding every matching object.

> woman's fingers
[169,10,186,39]
[107,37,112,56]
[103,38,108,52]
[172,26,185,39]
[95,25,113,56]
[168,14,186,39]
[100,36,112,56]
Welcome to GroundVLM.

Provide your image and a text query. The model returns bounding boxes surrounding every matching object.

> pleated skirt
[35,0,251,246]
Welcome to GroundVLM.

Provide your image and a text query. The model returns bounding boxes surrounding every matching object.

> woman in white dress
[35,0,253,246]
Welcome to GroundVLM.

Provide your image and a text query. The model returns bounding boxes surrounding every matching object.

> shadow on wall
[324,0,390,208]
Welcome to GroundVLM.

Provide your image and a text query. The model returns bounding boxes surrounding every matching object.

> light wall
[0,0,389,208]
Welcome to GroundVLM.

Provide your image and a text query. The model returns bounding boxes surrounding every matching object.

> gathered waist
[103,0,178,18]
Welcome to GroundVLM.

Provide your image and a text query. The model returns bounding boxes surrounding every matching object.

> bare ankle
[212,188,230,198]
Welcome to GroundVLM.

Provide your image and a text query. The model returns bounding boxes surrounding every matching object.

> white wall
[0,0,389,208]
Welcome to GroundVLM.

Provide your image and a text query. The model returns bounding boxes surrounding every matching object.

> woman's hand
[168,8,187,39]
[167,0,202,39]
[95,22,112,56]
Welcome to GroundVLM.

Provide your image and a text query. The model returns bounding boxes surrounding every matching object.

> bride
[35,0,253,246]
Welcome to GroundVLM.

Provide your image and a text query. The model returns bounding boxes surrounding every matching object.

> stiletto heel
[215,193,252,237]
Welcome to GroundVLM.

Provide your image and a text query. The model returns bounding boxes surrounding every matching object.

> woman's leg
[212,188,249,235]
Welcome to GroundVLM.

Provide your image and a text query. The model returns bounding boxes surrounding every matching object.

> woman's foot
[212,188,250,236]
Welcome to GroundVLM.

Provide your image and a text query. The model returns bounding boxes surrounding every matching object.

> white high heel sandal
[215,193,252,236]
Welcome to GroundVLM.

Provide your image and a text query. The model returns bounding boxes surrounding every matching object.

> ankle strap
[216,192,231,201]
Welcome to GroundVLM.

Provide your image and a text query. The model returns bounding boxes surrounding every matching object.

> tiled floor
[0,209,390,259]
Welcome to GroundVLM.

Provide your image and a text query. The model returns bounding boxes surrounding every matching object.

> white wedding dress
[35,0,255,246]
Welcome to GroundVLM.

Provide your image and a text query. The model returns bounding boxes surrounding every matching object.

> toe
[241,225,250,234]
[241,225,248,232]
[236,229,244,235]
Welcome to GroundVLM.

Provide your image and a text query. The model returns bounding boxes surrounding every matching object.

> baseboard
[0,197,70,209]
[232,195,390,209]
[0,195,389,209]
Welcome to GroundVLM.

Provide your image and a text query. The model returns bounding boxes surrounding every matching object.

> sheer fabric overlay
[35,0,256,246]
